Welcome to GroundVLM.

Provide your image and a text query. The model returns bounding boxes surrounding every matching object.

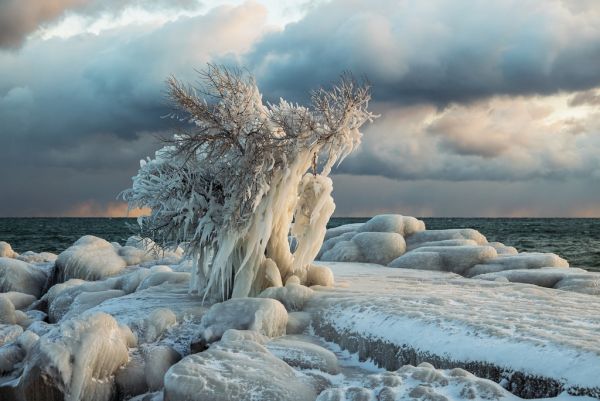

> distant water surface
[1,217,599,272]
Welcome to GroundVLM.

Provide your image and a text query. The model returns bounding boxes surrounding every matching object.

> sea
[1,217,599,272]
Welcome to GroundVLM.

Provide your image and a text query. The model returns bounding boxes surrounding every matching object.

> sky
[0,0,599,217]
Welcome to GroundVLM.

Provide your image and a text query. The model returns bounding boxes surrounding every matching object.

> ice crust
[309,261,600,395]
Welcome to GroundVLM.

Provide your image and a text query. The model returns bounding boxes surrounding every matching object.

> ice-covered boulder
[319,215,424,263]
[286,311,312,334]
[143,344,181,391]
[357,214,425,236]
[1,291,36,310]
[473,267,600,295]
[55,236,128,282]
[163,339,317,401]
[54,235,182,284]
[324,223,363,241]
[14,312,135,401]
[266,336,340,374]
[466,252,569,277]
[0,257,47,297]
[16,251,58,264]
[259,283,314,311]
[136,271,190,291]
[0,241,17,258]
[389,245,498,275]
[321,232,406,265]
[198,298,287,345]
[488,242,518,256]
[306,264,334,287]
[406,229,488,248]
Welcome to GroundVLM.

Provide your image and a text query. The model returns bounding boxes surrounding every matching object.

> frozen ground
[310,261,600,397]
[1,214,600,400]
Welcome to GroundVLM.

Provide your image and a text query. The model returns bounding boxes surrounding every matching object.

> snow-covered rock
[321,232,406,265]
[266,336,340,374]
[467,252,569,277]
[0,241,17,258]
[474,267,600,295]
[16,251,57,264]
[406,229,488,248]
[306,264,334,287]
[198,298,288,344]
[0,257,47,297]
[357,214,425,236]
[55,236,128,282]
[54,236,183,284]
[389,245,498,275]
[259,283,314,311]
[163,338,317,401]
[14,312,135,401]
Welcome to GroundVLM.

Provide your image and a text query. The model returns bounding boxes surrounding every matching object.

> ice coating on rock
[163,339,317,401]
[0,257,47,297]
[19,312,135,401]
[198,297,288,344]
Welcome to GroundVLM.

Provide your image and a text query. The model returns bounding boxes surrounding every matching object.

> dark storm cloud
[245,0,600,106]
[0,3,267,216]
[0,0,201,48]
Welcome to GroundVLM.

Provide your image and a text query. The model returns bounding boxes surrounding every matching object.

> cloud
[0,0,201,48]
[1,0,600,217]
[569,89,600,106]
[337,93,600,182]
[245,0,600,105]
[331,174,600,217]
[0,2,269,216]
[64,201,150,217]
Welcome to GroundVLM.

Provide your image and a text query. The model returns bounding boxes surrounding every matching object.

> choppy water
[1,217,599,271]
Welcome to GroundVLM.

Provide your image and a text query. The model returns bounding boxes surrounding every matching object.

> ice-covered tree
[123,65,374,300]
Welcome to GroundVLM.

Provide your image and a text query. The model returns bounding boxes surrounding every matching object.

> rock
[143,344,181,391]
[0,241,17,258]
[357,214,425,236]
[467,252,569,277]
[199,298,288,344]
[17,312,136,401]
[306,264,334,287]
[390,245,498,275]
[55,236,127,282]
[0,257,47,297]
[259,283,314,312]
[164,339,317,401]
[266,336,340,374]
[286,311,312,334]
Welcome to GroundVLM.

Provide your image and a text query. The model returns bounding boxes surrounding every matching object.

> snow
[0,257,47,297]
[309,261,600,394]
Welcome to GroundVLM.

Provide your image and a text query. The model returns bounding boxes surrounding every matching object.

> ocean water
[1,217,599,272]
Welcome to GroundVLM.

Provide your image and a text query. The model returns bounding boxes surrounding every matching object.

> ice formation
[319,215,577,280]
[123,65,374,300]
[0,257,47,297]
[1,218,600,401]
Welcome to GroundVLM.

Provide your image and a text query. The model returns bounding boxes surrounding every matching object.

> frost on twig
[122,64,374,300]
